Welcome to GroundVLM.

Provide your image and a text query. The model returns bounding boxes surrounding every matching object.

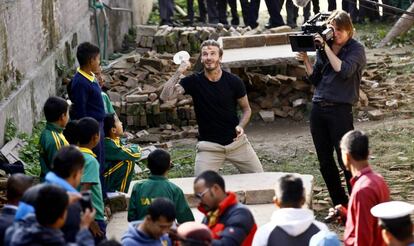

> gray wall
[0,0,153,146]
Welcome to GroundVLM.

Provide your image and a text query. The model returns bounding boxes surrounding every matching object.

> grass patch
[367,123,414,201]
[355,22,414,48]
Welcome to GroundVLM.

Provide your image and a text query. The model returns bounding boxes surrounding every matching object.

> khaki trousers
[194,134,264,176]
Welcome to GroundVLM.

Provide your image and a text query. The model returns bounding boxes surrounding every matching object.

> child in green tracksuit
[94,66,115,115]
[76,117,106,243]
[39,96,70,180]
[103,114,141,193]
[128,149,194,224]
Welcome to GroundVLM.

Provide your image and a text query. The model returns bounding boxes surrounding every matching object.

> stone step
[128,172,314,208]
[219,44,316,68]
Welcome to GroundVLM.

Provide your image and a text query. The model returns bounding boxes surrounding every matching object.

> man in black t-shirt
[161,40,263,175]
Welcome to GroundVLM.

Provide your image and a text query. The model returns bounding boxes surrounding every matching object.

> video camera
[289,13,334,52]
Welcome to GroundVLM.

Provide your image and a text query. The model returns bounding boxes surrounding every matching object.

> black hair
[43,96,69,122]
[104,113,116,137]
[181,239,210,246]
[6,174,34,203]
[340,130,369,161]
[97,239,122,246]
[147,197,176,222]
[52,145,85,179]
[35,185,68,226]
[381,217,413,242]
[77,117,100,145]
[63,120,79,145]
[147,149,171,175]
[76,42,100,67]
[276,174,304,208]
[194,170,225,191]
[20,184,44,206]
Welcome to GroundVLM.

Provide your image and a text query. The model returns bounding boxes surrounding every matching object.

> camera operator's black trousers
[310,102,353,206]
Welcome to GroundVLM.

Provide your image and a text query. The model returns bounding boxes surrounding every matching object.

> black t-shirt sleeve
[179,75,195,96]
[230,74,247,99]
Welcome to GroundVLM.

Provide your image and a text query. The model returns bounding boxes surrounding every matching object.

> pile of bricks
[135,24,292,55]
[103,52,201,143]
[238,64,312,122]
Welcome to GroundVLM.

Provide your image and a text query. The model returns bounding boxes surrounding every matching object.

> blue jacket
[122,221,172,246]
[0,206,17,243]
[45,172,82,243]
[8,220,93,246]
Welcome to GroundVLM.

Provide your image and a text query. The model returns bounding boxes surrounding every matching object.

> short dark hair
[76,42,100,67]
[340,130,369,161]
[147,149,171,175]
[201,40,223,57]
[43,96,68,122]
[147,197,176,222]
[104,113,116,137]
[21,184,44,206]
[63,120,79,145]
[35,185,68,226]
[97,239,122,246]
[275,174,304,208]
[6,174,34,203]
[52,145,85,179]
[381,217,413,242]
[194,170,225,191]
[77,117,100,145]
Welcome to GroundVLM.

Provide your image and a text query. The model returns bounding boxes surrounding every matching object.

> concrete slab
[220,44,316,68]
[107,204,278,241]
[128,172,314,208]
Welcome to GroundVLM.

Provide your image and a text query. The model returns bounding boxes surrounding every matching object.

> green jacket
[79,147,105,221]
[39,122,69,179]
[128,175,194,223]
[102,92,115,114]
[103,137,141,192]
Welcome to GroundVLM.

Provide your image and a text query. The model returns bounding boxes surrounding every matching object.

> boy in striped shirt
[39,96,69,180]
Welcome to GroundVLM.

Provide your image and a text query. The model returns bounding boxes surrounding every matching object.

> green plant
[5,118,18,143]
[18,121,45,176]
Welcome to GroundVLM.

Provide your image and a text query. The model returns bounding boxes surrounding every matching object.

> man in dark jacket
[194,170,257,245]
[0,174,33,242]
[8,185,95,246]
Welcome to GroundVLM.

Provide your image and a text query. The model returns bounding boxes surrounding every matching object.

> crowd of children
[1,40,414,246]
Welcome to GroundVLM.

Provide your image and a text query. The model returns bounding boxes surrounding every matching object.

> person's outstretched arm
[160,61,190,101]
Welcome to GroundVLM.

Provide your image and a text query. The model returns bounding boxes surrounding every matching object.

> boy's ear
[58,113,66,121]
[93,133,100,143]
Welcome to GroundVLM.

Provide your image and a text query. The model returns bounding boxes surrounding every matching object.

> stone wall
[0,0,153,146]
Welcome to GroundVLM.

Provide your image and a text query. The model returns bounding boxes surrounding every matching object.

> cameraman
[296,10,366,208]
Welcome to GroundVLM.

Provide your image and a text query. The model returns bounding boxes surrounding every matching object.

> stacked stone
[135,24,259,55]
[103,53,198,136]
[243,64,312,122]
